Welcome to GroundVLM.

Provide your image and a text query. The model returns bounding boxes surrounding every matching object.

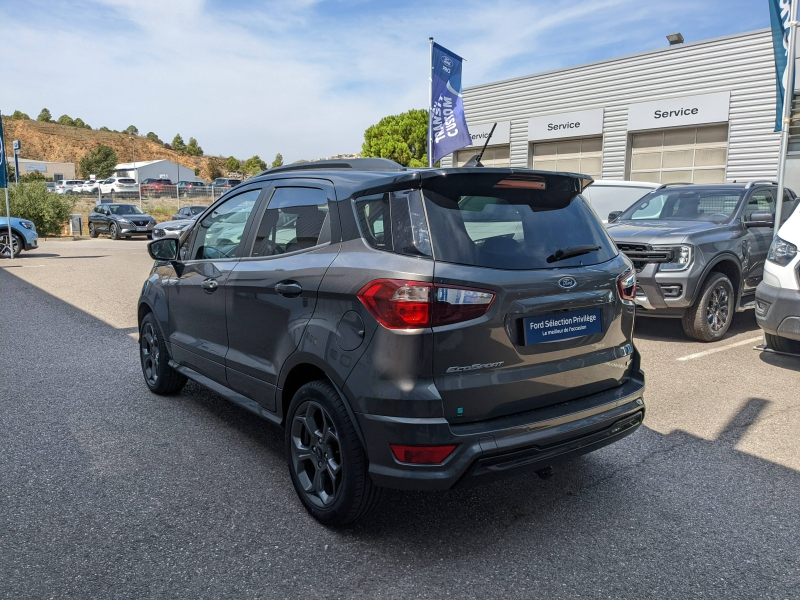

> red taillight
[617,268,636,301]
[390,444,457,464]
[357,279,495,330]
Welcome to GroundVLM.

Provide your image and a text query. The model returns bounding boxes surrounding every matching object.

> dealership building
[443,29,800,191]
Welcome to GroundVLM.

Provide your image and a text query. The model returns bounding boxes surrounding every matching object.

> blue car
[0,217,39,258]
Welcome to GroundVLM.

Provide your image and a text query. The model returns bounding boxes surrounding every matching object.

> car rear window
[421,174,617,270]
[118,178,137,184]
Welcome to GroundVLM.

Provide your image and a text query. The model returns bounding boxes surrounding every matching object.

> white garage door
[530,137,603,179]
[629,124,728,184]
[455,145,510,167]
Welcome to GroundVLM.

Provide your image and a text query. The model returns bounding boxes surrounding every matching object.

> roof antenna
[462,123,496,168]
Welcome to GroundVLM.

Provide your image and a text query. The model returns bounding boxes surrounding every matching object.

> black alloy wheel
[682,272,735,342]
[88,222,98,238]
[285,381,382,525]
[139,313,186,394]
[0,232,21,258]
[109,222,120,240]
[290,400,343,508]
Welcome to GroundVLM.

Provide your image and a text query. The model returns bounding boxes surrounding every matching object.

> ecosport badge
[446,361,504,373]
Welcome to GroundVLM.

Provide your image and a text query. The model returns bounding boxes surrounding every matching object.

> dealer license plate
[524,307,602,344]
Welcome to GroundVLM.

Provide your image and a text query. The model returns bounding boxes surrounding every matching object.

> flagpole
[776,0,799,238]
[428,37,434,168]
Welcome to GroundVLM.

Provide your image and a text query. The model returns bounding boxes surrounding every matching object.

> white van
[582,180,661,224]
[756,202,800,353]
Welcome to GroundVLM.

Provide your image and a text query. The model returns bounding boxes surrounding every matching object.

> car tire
[147,234,153,240]
[0,231,22,258]
[139,313,187,395]
[109,222,120,240]
[765,332,800,354]
[682,272,735,342]
[286,380,382,526]
[89,222,98,238]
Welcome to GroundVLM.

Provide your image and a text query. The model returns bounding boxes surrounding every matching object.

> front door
[225,181,339,411]
[168,187,263,384]
[742,187,775,290]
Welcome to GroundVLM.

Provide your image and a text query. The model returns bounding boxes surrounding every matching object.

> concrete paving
[1,239,798,599]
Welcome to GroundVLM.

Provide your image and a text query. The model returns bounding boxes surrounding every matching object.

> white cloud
[0,0,761,162]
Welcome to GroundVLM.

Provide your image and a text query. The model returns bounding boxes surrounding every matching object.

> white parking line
[676,336,763,361]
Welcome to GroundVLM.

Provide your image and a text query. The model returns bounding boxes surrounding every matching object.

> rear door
[422,173,633,424]
[224,180,339,412]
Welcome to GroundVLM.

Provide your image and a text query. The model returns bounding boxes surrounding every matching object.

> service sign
[464,121,511,147]
[627,92,730,131]
[26,164,47,172]
[528,109,604,142]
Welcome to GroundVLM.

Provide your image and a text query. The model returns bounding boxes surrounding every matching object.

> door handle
[201,278,219,292]
[275,281,302,297]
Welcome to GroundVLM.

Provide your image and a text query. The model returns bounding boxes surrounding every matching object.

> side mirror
[148,238,179,261]
[744,210,775,228]
[608,211,623,223]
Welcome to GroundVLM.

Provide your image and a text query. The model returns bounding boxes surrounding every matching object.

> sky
[0,0,770,164]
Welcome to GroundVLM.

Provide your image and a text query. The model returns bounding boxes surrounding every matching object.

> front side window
[583,185,655,220]
[250,187,330,257]
[620,188,742,223]
[192,189,261,260]
[745,189,775,221]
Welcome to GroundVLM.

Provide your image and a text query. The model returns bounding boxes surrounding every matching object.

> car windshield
[619,188,743,223]
[109,204,144,215]
[583,185,656,220]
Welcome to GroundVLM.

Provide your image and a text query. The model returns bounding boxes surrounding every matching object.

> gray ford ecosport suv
[138,158,646,525]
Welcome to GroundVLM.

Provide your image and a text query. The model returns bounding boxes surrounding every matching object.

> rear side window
[354,190,431,257]
[422,176,616,270]
[250,187,330,256]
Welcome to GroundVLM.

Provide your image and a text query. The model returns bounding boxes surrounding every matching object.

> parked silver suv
[138,159,646,524]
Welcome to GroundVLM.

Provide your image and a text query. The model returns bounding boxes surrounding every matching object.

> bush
[244,155,266,174]
[1,182,75,236]
[146,131,162,144]
[57,114,75,126]
[11,110,30,120]
[225,156,240,171]
[206,158,222,180]
[20,171,46,182]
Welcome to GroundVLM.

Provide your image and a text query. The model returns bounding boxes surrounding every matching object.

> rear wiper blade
[546,245,601,263]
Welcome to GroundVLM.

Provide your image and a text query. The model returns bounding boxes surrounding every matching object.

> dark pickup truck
[606,181,798,341]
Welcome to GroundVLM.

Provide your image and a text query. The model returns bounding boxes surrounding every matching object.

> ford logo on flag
[558,277,577,289]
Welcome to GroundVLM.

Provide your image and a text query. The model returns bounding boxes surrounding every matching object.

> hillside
[1,118,222,180]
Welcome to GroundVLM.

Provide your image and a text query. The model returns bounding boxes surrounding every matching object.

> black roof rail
[258,158,407,175]
[744,180,779,189]
[655,182,694,189]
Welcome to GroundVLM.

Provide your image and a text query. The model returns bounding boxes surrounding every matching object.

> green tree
[225,156,241,171]
[78,145,119,179]
[271,153,284,169]
[244,155,266,174]
[37,108,53,122]
[98,126,111,132]
[57,114,75,127]
[186,137,204,157]
[206,158,223,180]
[146,131,162,144]
[20,171,46,182]
[73,118,90,129]
[362,108,428,167]
[11,110,30,120]
[1,182,75,236]
[124,125,139,135]
[172,134,186,153]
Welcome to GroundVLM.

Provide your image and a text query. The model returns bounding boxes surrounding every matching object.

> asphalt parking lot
[1,239,799,599]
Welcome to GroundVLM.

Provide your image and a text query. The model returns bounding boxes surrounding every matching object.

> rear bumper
[356,373,646,491]
[755,282,800,340]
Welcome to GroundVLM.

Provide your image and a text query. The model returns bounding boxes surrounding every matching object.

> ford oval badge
[558,277,577,289]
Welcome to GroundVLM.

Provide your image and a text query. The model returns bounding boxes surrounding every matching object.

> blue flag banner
[429,43,471,165]
[0,112,7,188]
[769,0,794,132]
